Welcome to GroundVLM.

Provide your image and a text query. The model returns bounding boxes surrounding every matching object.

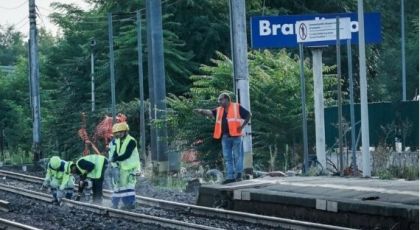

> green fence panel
[324,101,418,149]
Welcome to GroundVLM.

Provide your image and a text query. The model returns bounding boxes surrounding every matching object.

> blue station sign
[250,12,381,48]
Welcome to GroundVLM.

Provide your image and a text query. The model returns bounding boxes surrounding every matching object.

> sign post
[298,43,309,174]
[250,13,380,175]
[296,17,350,173]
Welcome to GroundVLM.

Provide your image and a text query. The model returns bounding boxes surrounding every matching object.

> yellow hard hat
[49,156,61,170]
[112,122,129,133]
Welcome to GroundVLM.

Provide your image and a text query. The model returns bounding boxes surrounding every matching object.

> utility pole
[136,11,147,164]
[336,17,344,174]
[357,0,371,177]
[146,0,168,176]
[401,0,406,101]
[29,0,42,163]
[146,3,157,172]
[90,38,96,112]
[229,0,253,176]
[108,13,116,122]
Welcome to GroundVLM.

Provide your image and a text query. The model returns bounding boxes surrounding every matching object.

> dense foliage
[0,0,418,171]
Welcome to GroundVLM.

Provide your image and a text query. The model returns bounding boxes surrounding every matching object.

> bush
[377,166,419,180]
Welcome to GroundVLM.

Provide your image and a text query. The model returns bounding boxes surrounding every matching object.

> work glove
[56,189,64,206]
[111,154,118,163]
[40,181,50,192]
[79,180,85,189]
[74,194,81,201]
[42,180,49,188]
[56,190,64,200]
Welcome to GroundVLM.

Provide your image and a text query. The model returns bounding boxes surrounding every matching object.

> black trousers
[79,159,108,203]
[91,177,103,203]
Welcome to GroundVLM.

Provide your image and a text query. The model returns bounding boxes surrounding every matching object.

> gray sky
[0,0,90,37]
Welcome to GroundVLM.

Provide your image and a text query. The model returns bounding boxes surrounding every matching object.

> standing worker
[194,92,251,184]
[42,156,75,204]
[70,150,108,204]
[110,121,141,209]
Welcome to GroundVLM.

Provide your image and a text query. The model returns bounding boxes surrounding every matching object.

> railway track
[0,182,220,230]
[0,217,42,230]
[0,169,357,230]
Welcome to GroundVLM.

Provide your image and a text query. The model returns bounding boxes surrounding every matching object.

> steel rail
[0,183,221,230]
[0,199,10,212]
[0,169,358,230]
[0,217,42,230]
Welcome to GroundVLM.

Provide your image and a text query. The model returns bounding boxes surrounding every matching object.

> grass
[1,149,33,165]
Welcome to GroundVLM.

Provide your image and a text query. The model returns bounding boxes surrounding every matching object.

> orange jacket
[213,103,243,139]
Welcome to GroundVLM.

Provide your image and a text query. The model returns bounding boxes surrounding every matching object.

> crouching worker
[110,122,141,210]
[71,153,108,204]
[42,156,75,204]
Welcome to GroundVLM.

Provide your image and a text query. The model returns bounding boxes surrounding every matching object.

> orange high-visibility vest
[213,103,243,139]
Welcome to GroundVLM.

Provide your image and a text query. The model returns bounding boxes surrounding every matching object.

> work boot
[235,173,242,182]
[222,179,235,184]
[122,204,136,210]
[74,194,81,201]
[52,199,60,206]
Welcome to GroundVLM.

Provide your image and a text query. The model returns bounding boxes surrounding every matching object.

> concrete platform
[197,176,419,229]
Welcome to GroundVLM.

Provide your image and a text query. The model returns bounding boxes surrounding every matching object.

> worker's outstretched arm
[193,109,214,118]
[43,168,52,187]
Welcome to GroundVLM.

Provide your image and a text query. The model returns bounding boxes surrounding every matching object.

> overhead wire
[15,21,29,31]
[4,0,172,36]
[36,7,48,29]
[0,0,27,10]
[36,5,52,13]
[12,15,28,27]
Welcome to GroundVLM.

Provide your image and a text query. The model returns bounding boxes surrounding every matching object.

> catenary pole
[108,13,116,122]
[401,0,406,101]
[29,0,42,163]
[357,0,371,177]
[136,11,147,163]
[230,0,253,176]
[146,0,168,175]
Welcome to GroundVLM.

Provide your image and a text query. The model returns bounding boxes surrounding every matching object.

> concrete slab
[197,176,419,229]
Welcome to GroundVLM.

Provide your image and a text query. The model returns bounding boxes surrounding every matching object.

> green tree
[366,0,419,101]
[0,26,26,66]
[167,50,336,170]
[0,57,32,154]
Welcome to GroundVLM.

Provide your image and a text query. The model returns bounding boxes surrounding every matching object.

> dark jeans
[221,135,243,180]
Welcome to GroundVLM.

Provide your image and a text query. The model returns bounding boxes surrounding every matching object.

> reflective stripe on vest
[76,155,106,179]
[213,102,243,139]
[116,135,140,170]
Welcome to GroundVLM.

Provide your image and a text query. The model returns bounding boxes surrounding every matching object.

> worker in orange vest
[194,93,251,184]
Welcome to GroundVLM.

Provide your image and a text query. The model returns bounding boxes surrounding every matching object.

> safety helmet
[49,156,61,170]
[112,122,129,133]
